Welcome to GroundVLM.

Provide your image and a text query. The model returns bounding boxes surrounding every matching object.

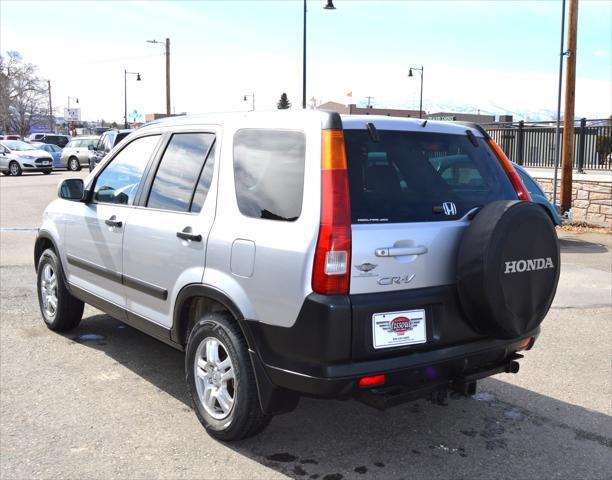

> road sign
[64,108,81,122]
[128,111,145,123]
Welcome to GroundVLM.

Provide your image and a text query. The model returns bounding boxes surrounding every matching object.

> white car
[0,140,54,176]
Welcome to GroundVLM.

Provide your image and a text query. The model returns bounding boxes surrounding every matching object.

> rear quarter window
[233,129,305,221]
[344,129,517,223]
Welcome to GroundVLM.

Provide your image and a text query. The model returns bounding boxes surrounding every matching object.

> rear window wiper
[466,129,479,147]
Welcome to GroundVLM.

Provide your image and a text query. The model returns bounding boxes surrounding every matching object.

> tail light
[487,139,532,201]
[312,129,352,295]
[358,374,386,388]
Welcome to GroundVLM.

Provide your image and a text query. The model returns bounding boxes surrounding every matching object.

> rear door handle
[176,229,202,242]
[104,216,122,228]
[375,246,428,257]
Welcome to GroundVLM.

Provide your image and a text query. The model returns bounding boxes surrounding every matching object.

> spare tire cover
[457,200,560,339]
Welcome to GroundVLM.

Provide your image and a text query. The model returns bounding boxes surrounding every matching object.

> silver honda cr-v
[34,110,560,440]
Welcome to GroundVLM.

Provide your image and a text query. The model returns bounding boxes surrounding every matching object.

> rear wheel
[186,312,270,441]
[37,249,84,331]
[9,161,21,176]
[68,157,80,171]
[42,170,52,175]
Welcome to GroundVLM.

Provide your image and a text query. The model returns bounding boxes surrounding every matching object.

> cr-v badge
[378,273,416,286]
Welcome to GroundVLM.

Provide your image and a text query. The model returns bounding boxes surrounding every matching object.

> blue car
[32,142,63,169]
[513,164,562,226]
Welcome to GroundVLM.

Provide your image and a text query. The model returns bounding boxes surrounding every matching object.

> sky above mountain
[2,0,610,121]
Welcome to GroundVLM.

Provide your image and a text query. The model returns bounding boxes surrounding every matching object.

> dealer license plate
[372,309,426,349]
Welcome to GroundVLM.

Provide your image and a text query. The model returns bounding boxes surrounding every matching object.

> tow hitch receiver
[355,355,523,411]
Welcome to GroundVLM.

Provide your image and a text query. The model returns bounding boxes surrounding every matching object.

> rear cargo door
[344,126,518,295]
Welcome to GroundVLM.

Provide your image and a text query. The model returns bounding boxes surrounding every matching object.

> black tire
[68,157,81,171]
[36,248,84,331]
[42,170,52,175]
[186,312,270,441]
[9,161,21,176]
[2,171,9,176]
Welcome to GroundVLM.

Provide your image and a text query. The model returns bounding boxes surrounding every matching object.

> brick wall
[533,176,611,227]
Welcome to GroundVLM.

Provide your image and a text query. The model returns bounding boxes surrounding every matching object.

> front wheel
[42,170,52,175]
[9,161,21,176]
[68,157,81,171]
[186,312,270,441]
[37,249,84,331]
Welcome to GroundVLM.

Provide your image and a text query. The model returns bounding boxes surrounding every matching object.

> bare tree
[0,51,48,136]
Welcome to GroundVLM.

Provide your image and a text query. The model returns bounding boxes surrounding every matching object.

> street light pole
[124,70,142,129]
[302,0,336,110]
[408,66,424,119]
[147,38,171,116]
[243,93,255,111]
[302,0,307,109]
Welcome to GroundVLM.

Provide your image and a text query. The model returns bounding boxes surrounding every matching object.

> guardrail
[483,119,612,171]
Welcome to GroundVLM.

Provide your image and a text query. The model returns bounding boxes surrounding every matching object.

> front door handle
[375,246,428,257]
[104,216,122,228]
[177,228,202,242]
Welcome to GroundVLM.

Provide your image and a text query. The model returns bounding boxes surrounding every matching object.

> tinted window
[147,133,214,212]
[93,135,160,205]
[233,129,305,221]
[191,142,216,213]
[115,132,130,145]
[344,130,517,223]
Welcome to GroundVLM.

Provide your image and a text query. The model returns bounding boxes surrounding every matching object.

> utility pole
[365,96,374,108]
[553,0,567,207]
[47,80,54,133]
[165,38,171,116]
[560,0,578,213]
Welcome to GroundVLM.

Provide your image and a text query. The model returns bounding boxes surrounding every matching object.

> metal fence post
[577,117,586,173]
[517,120,525,166]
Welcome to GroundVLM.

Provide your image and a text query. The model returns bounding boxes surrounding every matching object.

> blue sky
[1,0,610,121]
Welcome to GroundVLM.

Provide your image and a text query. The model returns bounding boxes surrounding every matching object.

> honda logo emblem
[442,202,457,216]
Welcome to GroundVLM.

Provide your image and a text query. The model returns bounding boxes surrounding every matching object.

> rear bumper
[258,333,537,397]
[244,289,539,399]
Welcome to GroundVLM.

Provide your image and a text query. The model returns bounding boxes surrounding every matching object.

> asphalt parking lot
[1,171,611,480]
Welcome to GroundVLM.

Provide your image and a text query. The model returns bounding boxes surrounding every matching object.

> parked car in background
[60,136,100,171]
[89,129,132,172]
[28,133,49,142]
[32,142,63,169]
[1,134,23,141]
[513,164,562,225]
[38,134,71,149]
[0,140,53,175]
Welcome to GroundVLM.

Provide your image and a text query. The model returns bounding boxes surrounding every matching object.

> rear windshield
[344,129,517,223]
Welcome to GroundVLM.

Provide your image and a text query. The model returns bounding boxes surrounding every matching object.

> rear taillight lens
[312,130,352,295]
[487,139,532,201]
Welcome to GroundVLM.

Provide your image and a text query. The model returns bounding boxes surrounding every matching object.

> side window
[191,142,216,213]
[233,129,305,221]
[93,135,160,205]
[103,134,114,152]
[147,133,214,212]
[67,140,77,148]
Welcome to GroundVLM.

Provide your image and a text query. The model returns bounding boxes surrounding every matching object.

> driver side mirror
[58,178,85,201]
[88,144,95,151]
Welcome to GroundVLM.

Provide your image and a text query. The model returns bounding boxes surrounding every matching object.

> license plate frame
[372,309,427,349]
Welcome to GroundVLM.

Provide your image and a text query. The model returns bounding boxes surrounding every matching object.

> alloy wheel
[40,263,58,318]
[194,337,236,420]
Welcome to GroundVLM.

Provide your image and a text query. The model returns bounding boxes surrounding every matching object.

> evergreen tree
[277,93,291,110]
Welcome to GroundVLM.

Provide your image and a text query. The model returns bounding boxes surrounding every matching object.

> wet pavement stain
[354,466,367,474]
[374,462,385,467]
[300,459,318,465]
[293,465,308,476]
[322,474,343,480]
[266,453,298,463]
